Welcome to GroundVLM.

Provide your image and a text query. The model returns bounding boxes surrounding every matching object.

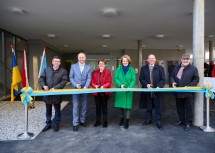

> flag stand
[200,97,215,132]
[17,103,34,139]
[17,49,34,139]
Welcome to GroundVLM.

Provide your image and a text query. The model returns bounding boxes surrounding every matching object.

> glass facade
[0,30,28,96]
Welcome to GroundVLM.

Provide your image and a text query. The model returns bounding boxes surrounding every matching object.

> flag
[38,48,47,78]
[11,47,22,102]
[22,49,28,87]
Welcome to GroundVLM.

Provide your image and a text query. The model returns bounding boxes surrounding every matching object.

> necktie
[149,65,153,84]
[149,65,154,98]
[80,64,84,74]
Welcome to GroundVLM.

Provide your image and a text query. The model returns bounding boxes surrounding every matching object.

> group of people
[39,52,199,133]
[204,61,215,77]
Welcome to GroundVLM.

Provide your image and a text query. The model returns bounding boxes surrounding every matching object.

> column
[193,0,204,126]
[209,41,213,62]
[138,40,142,78]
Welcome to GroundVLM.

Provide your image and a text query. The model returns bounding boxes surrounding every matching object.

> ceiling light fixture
[10,7,26,15]
[47,34,56,38]
[142,44,146,48]
[154,34,166,39]
[102,8,119,17]
[102,34,111,39]
[101,45,108,48]
[64,45,69,48]
[207,35,214,38]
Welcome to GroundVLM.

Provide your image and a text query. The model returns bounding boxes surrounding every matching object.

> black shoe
[94,121,101,127]
[42,124,51,132]
[124,119,129,129]
[119,118,124,127]
[73,126,78,132]
[80,122,87,127]
[143,120,152,126]
[156,123,163,130]
[175,121,184,126]
[184,125,190,131]
[54,123,59,132]
[103,121,108,128]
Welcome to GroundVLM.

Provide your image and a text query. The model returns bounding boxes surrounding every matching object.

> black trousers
[46,103,61,125]
[176,98,193,125]
[146,98,161,124]
[94,94,109,122]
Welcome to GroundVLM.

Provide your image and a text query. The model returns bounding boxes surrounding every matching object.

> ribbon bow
[202,85,215,99]
[20,87,33,105]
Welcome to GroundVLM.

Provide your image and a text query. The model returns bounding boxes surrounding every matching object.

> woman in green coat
[114,55,136,129]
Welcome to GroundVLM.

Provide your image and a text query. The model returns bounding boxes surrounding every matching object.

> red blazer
[90,68,112,96]
[212,65,215,77]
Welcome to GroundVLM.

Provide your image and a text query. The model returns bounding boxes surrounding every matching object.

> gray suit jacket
[69,63,92,88]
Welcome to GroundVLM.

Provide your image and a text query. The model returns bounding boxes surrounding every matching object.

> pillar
[209,41,213,62]
[193,0,204,126]
[138,40,142,78]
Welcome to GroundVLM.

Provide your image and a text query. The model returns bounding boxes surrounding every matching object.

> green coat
[114,65,136,109]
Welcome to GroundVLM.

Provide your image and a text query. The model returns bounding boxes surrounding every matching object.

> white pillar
[193,0,204,126]
[209,41,213,62]
[138,40,143,86]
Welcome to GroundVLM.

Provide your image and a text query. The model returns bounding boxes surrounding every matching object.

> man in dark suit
[139,54,166,130]
[171,53,199,131]
[69,52,92,132]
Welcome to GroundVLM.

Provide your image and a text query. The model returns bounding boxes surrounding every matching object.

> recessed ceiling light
[207,35,214,38]
[10,7,26,15]
[154,34,166,39]
[101,45,108,48]
[64,45,69,48]
[142,44,146,48]
[47,34,56,38]
[102,34,111,39]
[102,8,119,17]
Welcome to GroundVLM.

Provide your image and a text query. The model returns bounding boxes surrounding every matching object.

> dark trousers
[120,108,131,119]
[94,94,108,122]
[46,103,61,125]
[146,98,161,124]
[176,98,193,125]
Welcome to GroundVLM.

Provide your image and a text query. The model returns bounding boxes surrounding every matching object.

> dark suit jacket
[39,66,68,104]
[170,63,199,98]
[139,64,166,113]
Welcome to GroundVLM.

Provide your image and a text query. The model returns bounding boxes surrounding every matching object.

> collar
[78,62,85,66]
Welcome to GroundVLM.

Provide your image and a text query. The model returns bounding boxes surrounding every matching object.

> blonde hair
[120,55,131,64]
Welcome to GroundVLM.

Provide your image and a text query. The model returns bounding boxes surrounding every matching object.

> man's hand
[76,84,81,89]
[172,82,177,88]
[147,84,153,88]
[43,86,49,91]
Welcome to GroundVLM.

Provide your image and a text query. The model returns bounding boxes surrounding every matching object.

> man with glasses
[39,56,68,132]
[171,53,199,131]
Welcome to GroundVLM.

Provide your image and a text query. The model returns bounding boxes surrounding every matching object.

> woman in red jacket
[90,58,112,128]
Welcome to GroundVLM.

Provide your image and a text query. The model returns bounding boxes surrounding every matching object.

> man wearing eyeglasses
[171,53,199,131]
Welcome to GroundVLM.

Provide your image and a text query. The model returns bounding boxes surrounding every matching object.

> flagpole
[30,47,46,109]
[17,49,34,139]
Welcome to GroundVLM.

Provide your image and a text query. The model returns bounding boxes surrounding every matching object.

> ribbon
[20,87,33,105]
[202,85,215,99]
[30,87,204,96]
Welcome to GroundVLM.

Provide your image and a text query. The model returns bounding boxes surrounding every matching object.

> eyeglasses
[182,58,190,60]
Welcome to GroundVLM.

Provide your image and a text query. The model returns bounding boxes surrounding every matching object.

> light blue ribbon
[202,85,215,99]
[20,87,33,105]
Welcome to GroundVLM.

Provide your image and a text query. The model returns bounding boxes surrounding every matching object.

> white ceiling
[0,0,214,53]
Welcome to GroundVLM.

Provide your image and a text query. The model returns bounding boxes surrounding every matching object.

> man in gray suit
[69,52,92,132]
